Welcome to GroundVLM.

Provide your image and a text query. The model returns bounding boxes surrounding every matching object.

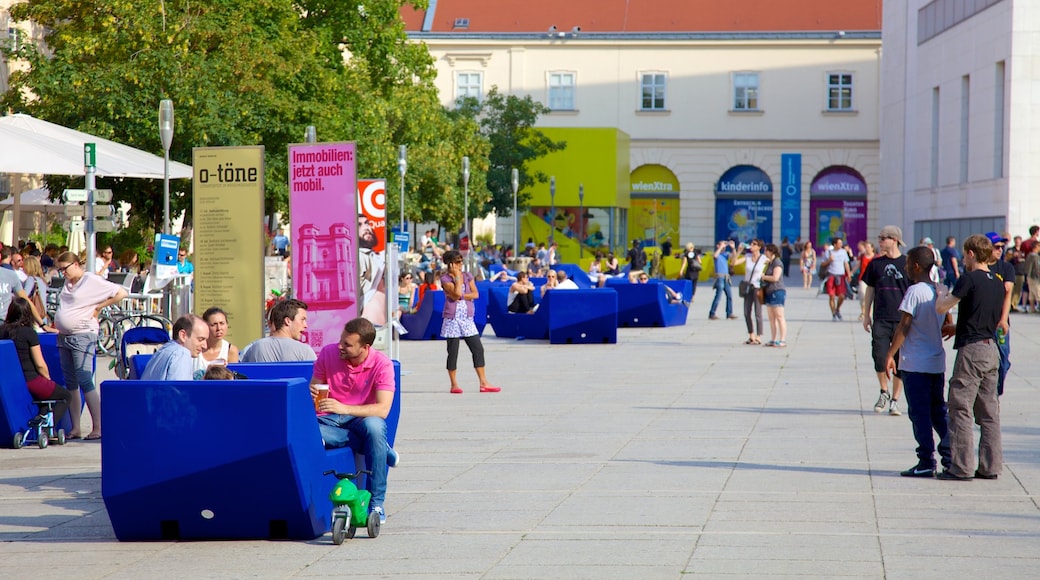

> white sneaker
[873,391,891,413]
[387,447,400,468]
[889,400,902,416]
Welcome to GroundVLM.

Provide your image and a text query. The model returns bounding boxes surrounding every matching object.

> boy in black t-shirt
[862,226,911,415]
[935,234,1006,481]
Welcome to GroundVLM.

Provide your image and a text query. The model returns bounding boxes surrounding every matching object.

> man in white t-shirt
[822,237,852,321]
[555,270,579,290]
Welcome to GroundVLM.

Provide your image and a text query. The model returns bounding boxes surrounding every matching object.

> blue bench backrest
[0,340,36,447]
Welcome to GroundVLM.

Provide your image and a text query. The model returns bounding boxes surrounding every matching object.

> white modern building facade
[881,0,1040,242]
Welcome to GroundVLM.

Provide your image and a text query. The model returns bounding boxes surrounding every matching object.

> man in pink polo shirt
[311,317,399,525]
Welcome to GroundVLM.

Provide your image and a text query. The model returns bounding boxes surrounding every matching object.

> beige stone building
[404,0,884,253]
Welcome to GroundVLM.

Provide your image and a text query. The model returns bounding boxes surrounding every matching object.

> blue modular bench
[549,263,596,289]
[399,282,488,340]
[487,286,618,344]
[1,338,82,445]
[612,279,692,327]
[103,361,401,541]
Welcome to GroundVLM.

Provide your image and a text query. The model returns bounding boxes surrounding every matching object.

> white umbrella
[0,113,193,179]
[0,188,64,242]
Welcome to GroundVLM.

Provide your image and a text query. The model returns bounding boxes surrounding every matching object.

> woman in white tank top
[194,307,241,379]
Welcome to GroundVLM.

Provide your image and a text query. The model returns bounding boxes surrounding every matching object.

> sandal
[744,339,758,345]
[479,385,501,393]
[450,386,463,394]
[763,341,777,347]
[776,341,787,348]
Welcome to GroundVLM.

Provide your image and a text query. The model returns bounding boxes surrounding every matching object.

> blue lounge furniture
[613,280,692,327]
[399,282,488,340]
[487,286,618,344]
[103,361,402,541]
[1,340,39,448]
[549,263,596,289]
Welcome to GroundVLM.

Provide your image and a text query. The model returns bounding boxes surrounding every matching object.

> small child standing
[935,234,1007,481]
[884,247,954,477]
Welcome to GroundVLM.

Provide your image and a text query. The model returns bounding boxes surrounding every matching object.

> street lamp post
[578,183,584,259]
[549,176,556,242]
[397,145,407,231]
[462,156,470,237]
[511,168,519,255]
[305,126,317,143]
[159,100,174,235]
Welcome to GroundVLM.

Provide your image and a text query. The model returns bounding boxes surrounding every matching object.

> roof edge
[408,31,881,42]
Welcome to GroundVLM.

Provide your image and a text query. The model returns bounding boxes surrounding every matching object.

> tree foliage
[1,0,492,233]
[455,87,566,218]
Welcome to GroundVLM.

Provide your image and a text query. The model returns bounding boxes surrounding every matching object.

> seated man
[140,314,209,380]
[240,299,317,362]
[556,270,580,290]
[311,318,399,525]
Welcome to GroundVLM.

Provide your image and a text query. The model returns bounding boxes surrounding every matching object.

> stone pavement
[2,282,1039,578]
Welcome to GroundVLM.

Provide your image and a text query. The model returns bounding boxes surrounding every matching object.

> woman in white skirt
[440,250,500,394]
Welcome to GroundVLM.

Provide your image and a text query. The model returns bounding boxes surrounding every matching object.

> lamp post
[511,168,519,255]
[159,99,174,235]
[305,126,317,143]
[397,145,407,231]
[462,156,470,237]
[578,183,584,259]
[549,176,556,243]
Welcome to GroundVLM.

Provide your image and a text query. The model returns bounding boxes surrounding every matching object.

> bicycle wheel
[96,315,120,356]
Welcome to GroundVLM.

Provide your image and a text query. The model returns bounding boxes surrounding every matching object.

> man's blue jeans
[996,330,1010,396]
[709,275,733,317]
[318,414,390,507]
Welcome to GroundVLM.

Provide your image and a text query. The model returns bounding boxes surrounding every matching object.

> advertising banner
[780,154,802,243]
[810,199,867,249]
[357,178,389,324]
[288,142,358,353]
[192,146,266,347]
[715,198,773,244]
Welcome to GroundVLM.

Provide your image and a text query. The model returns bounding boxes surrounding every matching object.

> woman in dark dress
[0,298,73,424]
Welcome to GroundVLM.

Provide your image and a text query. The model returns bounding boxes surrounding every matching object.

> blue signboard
[715,198,774,244]
[780,153,801,242]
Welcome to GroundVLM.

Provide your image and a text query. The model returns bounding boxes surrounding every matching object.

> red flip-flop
[479,385,501,393]
[450,386,463,394]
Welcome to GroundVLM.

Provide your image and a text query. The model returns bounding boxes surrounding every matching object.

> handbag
[738,280,751,298]
[756,287,766,303]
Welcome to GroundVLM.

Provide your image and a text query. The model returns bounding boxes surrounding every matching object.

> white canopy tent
[0,113,193,246]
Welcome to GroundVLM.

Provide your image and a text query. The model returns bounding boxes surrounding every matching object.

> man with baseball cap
[861,225,911,415]
[984,231,1014,397]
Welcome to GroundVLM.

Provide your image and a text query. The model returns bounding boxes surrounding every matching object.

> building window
[640,73,667,110]
[931,87,940,188]
[960,75,970,184]
[827,73,853,111]
[456,72,483,103]
[733,72,760,110]
[548,72,575,110]
[994,61,1005,179]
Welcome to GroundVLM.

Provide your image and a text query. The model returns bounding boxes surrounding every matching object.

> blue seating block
[0,340,37,448]
[547,289,617,344]
[487,287,617,344]
[614,280,692,327]
[103,361,402,541]
[400,283,488,340]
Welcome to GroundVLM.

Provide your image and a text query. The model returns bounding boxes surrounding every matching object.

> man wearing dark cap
[861,226,911,415]
[984,232,1014,397]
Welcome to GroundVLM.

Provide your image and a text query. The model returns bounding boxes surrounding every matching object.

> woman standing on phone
[730,240,767,345]
[440,250,500,394]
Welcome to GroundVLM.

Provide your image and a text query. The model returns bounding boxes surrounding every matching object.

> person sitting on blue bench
[241,299,316,362]
[637,273,689,306]
[141,314,210,381]
[507,272,536,314]
[0,297,73,425]
[311,317,400,525]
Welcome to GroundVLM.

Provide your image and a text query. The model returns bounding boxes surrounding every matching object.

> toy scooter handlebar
[323,469,373,480]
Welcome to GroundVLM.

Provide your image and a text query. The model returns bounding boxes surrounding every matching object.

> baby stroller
[117,326,171,379]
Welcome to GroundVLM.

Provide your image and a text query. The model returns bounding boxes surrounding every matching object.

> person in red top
[311,317,399,524]
[857,241,876,321]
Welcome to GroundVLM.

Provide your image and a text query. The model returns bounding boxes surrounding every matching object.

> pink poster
[289,142,358,353]
[357,179,389,325]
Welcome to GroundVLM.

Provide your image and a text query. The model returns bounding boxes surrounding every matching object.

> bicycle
[98,308,172,357]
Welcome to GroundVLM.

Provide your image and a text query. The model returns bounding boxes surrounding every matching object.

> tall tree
[456,87,566,219]
[1,0,487,233]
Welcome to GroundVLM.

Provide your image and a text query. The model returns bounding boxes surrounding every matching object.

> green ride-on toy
[324,469,380,544]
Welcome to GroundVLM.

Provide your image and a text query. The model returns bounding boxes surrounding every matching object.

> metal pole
[397,145,407,230]
[86,165,96,271]
[462,156,470,237]
[511,168,519,256]
[159,100,174,235]
[305,126,317,143]
[578,183,584,259]
[549,176,556,242]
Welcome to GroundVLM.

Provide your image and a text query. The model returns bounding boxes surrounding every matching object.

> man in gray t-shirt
[0,266,26,318]
[240,298,317,362]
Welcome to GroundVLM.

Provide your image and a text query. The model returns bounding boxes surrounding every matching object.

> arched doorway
[629,164,680,249]
[715,165,773,243]
[809,166,867,248]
